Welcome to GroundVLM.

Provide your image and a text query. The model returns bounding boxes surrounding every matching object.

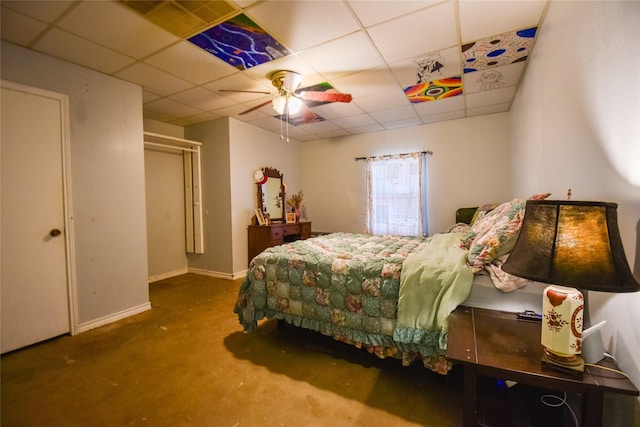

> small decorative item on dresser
[285,212,296,223]
[254,209,265,226]
[286,190,304,222]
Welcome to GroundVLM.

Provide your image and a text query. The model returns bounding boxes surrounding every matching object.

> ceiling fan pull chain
[285,102,291,143]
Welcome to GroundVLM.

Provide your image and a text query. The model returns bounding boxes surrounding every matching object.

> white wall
[301,113,515,235]
[228,118,301,272]
[143,118,184,139]
[185,118,233,276]
[1,41,150,328]
[510,1,640,420]
[185,117,301,275]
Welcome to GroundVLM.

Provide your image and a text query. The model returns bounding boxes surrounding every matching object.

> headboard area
[456,207,478,225]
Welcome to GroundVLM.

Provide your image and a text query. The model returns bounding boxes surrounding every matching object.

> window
[365,152,427,236]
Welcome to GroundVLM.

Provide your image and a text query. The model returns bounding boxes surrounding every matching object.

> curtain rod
[354,150,433,161]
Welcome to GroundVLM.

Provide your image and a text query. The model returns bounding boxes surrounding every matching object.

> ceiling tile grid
[0,0,549,141]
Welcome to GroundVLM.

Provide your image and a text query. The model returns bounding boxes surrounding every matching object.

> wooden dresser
[247,221,312,263]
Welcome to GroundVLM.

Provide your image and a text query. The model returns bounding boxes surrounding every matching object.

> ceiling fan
[220,70,353,117]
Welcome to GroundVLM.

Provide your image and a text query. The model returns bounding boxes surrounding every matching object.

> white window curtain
[365,152,427,236]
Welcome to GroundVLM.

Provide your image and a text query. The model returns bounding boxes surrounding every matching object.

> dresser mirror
[257,167,285,222]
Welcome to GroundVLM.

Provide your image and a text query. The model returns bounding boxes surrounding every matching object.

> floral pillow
[469,199,526,273]
[460,198,526,273]
[447,222,471,234]
[469,203,499,226]
[460,200,517,250]
[462,193,551,272]
[460,193,551,251]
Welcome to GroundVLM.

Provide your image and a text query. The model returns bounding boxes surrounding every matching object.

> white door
[1,81,72,353]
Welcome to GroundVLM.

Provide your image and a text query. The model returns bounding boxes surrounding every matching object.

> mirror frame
[257,167,285,222]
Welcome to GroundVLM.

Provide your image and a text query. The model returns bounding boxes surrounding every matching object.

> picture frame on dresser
[255,209,265,226]
[286,213,296,223]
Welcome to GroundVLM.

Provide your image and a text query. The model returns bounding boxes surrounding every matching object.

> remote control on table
[517,310,542,321]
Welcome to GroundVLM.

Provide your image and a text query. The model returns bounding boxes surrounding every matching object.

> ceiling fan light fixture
[283,71,303,92]
[272,96,286,114]
[272,95,302,115]
[287,96,303,114]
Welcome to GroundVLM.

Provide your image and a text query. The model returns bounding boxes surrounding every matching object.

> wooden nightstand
[446,306,639,427]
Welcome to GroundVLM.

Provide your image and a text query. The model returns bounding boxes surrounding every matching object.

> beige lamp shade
[502,200,639,293]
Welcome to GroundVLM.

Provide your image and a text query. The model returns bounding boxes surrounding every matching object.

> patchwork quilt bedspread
[234,232,473,374]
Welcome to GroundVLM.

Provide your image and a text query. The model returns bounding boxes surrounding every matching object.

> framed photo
[286,212,296,223]
[255,209,266,226]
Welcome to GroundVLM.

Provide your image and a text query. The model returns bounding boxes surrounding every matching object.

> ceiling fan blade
[299,91,352,103]
[219,89,272,95]
[239,100,273,115]
[299,103,320,121]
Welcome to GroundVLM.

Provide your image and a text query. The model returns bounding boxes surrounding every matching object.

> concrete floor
[1,273,465,426]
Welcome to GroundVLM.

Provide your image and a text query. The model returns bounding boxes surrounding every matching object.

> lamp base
[541,348,584,378]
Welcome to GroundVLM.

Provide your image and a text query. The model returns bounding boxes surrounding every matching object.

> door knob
[49,228,62,237]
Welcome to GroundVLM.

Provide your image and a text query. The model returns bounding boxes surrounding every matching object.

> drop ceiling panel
[298,32,385,81]
[316,128,352,139]
[0,8,49,46]
[390,46,462,88]
[298,119,344,134]
[57,1,179,59]
[383,116,423,130]
[169,87,236,111]
[172,112,220,127]
[369,105,420,124]
[353,89,411,112]
[463,62,525,94]
[144,41,237,85]
[142,90,161,103]
[421,110,465,123]
[310,102,365,120]
[332,113,380,129]
[347,0,441,27]
[367,2,458,64]
[467,102,511,117]
[144,97,204,117]
[33,28,135,74]
[332,68,401,98]
[1,1,74,22]
[466,85,517,109]
[116,62,193,96]
[458,0,547,42]
[348,123,386,134]
[412,95,465,116]
[247,1,360,52]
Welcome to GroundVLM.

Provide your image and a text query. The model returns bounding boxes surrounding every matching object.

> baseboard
[148,268,189,283]
[188,267,247,281]
[76,302,152,334]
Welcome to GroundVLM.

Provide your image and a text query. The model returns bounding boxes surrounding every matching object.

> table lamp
[502,200,639,376]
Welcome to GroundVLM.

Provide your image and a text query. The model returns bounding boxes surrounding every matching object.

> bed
[234,197,548,375]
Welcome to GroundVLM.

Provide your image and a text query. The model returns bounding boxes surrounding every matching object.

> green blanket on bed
[393,232,473,347]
